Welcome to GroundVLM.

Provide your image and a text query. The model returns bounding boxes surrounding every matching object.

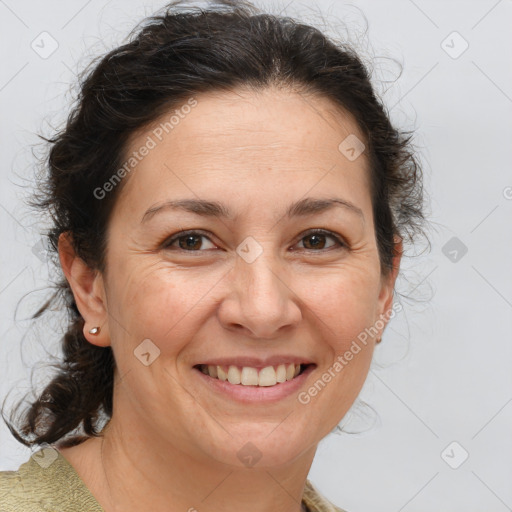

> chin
[198,423,316,469]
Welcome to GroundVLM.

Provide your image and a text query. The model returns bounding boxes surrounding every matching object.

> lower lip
[193,365,316,404]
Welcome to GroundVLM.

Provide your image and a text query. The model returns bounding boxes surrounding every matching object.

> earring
[89,326,101,335]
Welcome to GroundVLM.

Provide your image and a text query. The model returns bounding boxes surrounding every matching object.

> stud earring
[89,326,101,335]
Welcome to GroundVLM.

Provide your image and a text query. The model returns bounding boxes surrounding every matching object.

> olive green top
[0,447,347,511]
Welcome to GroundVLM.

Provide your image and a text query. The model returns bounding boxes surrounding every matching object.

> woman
[0,0,426,510]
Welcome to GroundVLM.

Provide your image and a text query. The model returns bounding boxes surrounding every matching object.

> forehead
[141,86,365,153]
[116,87,371,221]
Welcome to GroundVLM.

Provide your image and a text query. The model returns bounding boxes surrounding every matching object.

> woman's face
[93,87,400,467]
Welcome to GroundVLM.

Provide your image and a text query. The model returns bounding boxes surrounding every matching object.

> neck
[87,416,316,512]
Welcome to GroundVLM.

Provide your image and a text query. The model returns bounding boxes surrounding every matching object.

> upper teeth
[200,363,301,386]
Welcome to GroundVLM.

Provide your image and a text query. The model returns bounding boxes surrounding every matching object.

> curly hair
[2,0,428,449]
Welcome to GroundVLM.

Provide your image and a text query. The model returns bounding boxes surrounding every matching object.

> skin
[57,86,402,512]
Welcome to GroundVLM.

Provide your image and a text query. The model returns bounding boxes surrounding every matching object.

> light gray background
[1,1,511,511]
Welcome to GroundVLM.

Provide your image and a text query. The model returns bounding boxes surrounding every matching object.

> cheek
[107,253,381,364]
[296,270,378,433]
[296,264,381,347]
[108,262,226,354]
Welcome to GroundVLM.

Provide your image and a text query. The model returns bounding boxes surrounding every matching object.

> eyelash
[160,228,347,253]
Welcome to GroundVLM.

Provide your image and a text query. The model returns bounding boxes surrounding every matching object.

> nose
[217,252,302,339]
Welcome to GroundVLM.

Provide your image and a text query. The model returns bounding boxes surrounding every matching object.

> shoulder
[0,446,104,512]
[303,479,350,512]
[1,450,346,512]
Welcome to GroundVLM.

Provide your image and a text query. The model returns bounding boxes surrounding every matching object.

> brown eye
[161,229,346,253]
[162,231,216,251]
[296,230,345,251]
[177,234,203,250]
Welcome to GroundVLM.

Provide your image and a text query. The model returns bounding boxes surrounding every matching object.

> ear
[58,232,110,347]
[375,235,403,344]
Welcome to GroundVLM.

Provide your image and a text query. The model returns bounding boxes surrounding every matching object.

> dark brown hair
[2,0,428,449]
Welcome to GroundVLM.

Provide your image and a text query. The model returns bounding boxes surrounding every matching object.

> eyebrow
[141,197,365,224]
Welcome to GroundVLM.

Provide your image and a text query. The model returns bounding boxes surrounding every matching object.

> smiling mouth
[194,363,313,387]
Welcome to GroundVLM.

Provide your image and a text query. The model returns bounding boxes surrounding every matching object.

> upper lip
[195,356,314,369]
